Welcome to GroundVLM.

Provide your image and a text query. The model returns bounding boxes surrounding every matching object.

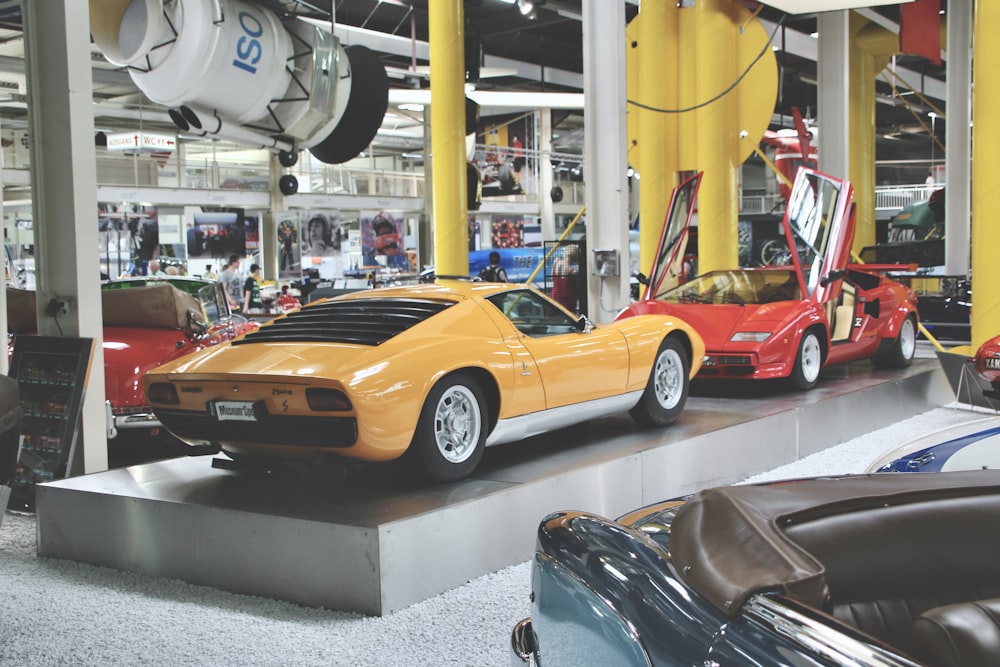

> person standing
[218,254,243,312]
[243,263,262,313]
[478,251,509,282]
[551,245,580,313]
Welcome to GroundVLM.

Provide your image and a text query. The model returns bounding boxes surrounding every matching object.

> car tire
[411,373,487,482]
[630,337,689,427]
[873,315,917,369]
[790,330,823,390]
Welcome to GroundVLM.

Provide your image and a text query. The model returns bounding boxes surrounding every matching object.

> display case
[7,335,93,512]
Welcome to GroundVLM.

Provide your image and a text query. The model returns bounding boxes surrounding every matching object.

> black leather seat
[911,598,1000,667]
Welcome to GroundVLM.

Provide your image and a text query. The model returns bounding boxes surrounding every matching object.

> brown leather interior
[911,599,1000,667]
[669,471,1000,662]
[786,491,1000,657]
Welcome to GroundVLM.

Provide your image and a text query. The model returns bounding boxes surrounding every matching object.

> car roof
[668,470,1000,616]
[329,279,525,303]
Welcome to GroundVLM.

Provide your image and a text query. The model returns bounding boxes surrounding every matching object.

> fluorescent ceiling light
[398,103,424,112]
[756,0,913,14]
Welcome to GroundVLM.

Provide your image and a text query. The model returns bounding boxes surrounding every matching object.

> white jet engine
[90,0,389,178]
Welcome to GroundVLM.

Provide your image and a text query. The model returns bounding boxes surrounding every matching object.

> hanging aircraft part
[89,0,389,164]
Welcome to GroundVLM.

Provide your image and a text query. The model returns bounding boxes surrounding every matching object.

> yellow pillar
[428,1,469,276]
[692,0,738,273]
[850,17,893,253]
[625,0,774,285]
[633,0,678,277]
[971,0,1000,348]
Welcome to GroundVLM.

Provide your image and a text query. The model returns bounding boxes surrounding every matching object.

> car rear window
[233,297,454,346]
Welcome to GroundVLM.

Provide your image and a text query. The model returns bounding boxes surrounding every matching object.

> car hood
[654,303,788,350]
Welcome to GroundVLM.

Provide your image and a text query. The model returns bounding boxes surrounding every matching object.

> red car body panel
[974,334,1000,387]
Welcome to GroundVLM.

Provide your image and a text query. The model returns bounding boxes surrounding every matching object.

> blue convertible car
[511,470,1000,666]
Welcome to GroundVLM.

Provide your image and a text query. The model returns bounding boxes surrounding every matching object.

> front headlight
[730,331,771,342]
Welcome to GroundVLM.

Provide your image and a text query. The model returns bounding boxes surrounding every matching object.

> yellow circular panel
[626,1,777,167]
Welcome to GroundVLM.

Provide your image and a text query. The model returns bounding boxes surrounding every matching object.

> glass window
[485,289,578,337]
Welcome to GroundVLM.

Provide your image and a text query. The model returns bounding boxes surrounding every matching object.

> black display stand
[7,335,93,512]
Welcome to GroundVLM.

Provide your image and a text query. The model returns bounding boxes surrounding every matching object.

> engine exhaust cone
[308,45,389,165]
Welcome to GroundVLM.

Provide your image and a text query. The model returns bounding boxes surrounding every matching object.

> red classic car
[974,334,1000,400]
[8,278,258,461]
[618,168,919,389]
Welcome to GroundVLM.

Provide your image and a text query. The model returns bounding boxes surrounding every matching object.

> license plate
[987,357,1000,371]
[213,400,258,422]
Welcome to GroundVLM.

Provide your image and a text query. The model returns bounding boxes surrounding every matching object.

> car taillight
[306,388,352,412]
[146,383,179,405]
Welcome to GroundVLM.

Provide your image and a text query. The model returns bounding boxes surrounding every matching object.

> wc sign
[105,132,176,153]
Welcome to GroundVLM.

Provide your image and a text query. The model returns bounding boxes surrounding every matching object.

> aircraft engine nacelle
[90,0,389,164]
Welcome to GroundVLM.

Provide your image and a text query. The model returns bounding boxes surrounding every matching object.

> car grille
[154,409,357,447]
[234,298,454,346]
[718,355,753,365]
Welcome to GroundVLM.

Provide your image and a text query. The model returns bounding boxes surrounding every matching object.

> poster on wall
[277,211,300,278]
[98,203,159,260]
[472,114,535,197]
[189,209,248,260]
[361,210,406,270]
[301,210,342,258]
[491,215,526,249]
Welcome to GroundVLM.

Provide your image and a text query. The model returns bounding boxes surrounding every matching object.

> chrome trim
[509,618,536,666]
[486,391,642,447]
[744,596,921,667]
[105,400,163,440]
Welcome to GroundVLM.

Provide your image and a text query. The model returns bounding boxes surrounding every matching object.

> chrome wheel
[800,333,822,384]
[899,317,916,361]
[653,346,685,410]
[630,338,690,427]
[433,385,482,465]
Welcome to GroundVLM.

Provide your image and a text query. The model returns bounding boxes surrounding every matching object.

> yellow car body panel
[143,281,704,466]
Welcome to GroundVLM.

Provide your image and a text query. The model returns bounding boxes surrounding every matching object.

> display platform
[35,358,953,616]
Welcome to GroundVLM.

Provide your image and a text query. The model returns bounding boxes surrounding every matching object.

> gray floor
[0,402,983,666]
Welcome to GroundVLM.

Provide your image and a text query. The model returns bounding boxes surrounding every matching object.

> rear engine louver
[233,298,454,346]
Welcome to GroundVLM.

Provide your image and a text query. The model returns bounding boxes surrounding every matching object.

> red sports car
[618,168,919,389]
[974,334,1000,400]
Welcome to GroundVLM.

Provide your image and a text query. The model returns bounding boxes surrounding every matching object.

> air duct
[89,0,389,164]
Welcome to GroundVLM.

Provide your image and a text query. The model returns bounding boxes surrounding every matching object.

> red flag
[900,0,941,65]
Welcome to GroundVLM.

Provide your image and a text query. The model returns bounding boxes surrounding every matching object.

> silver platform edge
[35,359,953,616]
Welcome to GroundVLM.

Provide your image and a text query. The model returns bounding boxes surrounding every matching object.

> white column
[582,0,628,322]
[817,11,851,180]
[945,0,972,277]
[23,1,107,473]
[538,109,556,241]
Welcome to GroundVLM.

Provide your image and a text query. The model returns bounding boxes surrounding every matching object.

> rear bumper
[105,400,162,440]
[510,618,537,666]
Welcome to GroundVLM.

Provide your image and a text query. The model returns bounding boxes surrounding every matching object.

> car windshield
[658,270,801,305]
[646,172,701,300]
[485,289,579,337]
[785,172,842,298]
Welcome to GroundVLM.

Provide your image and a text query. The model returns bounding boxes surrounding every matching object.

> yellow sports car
[143,281,704,481]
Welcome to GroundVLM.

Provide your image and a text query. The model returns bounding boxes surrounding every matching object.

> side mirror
[820,268,847,287]
[186,310,208,334]
[575,315,594,334]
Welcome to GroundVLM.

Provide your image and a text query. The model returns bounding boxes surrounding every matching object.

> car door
[781,168,855,333]
[644,171,703,301]
[486,289,629,409]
